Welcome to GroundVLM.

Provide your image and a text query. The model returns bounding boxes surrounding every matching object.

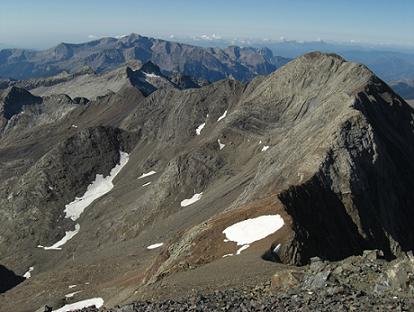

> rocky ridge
[0,61,197,100]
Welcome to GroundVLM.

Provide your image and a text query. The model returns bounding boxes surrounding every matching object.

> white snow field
[23,266,34,279]
[138,170,156,179]
[64,152,129,221]
[261,145,269,152]
[217,110,227,121]
[223,215,284,256]
[52,298,104,312]
[147,243,164,250]
[40,224,81,250]
[218,139,225,150]
[180,192,203,207]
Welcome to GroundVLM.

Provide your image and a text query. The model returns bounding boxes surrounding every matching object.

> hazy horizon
[1,0,413,50]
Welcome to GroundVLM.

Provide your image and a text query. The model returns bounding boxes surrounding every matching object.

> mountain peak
[268,51,374,88]
[301,51,345,62]
[139,61,163,76]
[1,86,42,119]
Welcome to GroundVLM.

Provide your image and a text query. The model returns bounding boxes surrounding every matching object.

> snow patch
[52,298,104,312]
[196,122,205,135]
[71,124,78,128]
[138,171,156,179]
[236,244,250,255]
[64,152,129,221]
[217,110,227,122]
[65,291,82,298]
[180,193,203,207]
[273,243,282,254]
[261,145,269,152]
[222,253,233,258]
[223,215,284,246]
[142,182,151,187]
[23,266,34,279]
[196,114,209,135]
[147,243,164,250]
[68,285,77,289]
[218,139,225,150]
[143,72,160,79]
[41,224,80,250]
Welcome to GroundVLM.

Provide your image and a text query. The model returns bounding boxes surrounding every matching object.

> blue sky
[0,0,413,49]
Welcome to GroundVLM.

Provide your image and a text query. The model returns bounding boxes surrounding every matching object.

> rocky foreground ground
[67,250,414,312]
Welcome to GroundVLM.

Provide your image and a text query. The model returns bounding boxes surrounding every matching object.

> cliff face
[277,75,414,264]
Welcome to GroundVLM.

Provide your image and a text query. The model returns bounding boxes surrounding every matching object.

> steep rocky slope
[0,34,290,81]
[0,52,413,312]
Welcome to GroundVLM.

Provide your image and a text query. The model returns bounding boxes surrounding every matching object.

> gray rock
[304,270,331,290]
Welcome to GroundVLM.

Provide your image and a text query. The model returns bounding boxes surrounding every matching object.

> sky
[0,0,413,49]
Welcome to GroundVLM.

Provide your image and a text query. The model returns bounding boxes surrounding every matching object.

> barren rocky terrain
[44,251,414,311]
[0,52,413,312]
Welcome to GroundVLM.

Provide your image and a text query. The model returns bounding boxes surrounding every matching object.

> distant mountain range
[0,34,290,82]
[179,37,414,82]
[2,34,414,83]
[254,41,414,81]
[389,80,414,100]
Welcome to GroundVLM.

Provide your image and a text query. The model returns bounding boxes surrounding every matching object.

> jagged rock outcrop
[168,71,201,90]
[0,87,81,136]
[0,86,42,119]
[0,265,25,294]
